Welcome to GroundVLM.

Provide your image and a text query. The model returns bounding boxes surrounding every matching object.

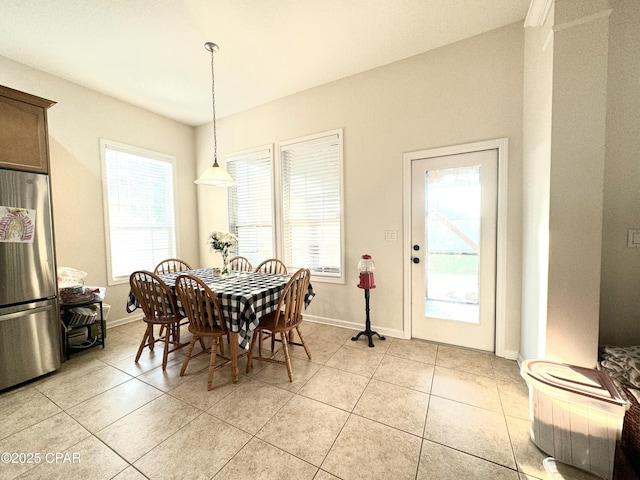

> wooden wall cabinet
[0,85,55,173]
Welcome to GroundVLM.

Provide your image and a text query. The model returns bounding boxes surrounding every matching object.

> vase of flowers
[207,231,237,275]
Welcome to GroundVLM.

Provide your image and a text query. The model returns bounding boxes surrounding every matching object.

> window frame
[276,128,345,284]
[100,138,179,285]
[226,144,275,267]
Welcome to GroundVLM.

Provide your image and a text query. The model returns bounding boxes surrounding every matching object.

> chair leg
[135,324,151,363]
[219,333,226,356]
[180,337,198,376]
[148,324,156,352]
[162,328,171,370]
[296,326,312,360]
[207,338,218,391]
[171,323,178,344]
[166,324,173,346]
[281,332,293,382]
[257,330,274,354]
[174,322,182,343]
[246,330,258,373]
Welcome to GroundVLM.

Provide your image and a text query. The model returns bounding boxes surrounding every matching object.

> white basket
[521,360,628,479]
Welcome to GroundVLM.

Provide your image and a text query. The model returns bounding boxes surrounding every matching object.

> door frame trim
[402,138,509,357]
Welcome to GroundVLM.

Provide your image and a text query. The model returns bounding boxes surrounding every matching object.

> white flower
[207,231,237,253]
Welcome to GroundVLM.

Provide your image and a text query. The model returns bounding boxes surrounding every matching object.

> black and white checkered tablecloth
[126,269,315,350]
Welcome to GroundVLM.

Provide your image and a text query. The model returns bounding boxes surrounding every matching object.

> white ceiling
[0,0,531,126]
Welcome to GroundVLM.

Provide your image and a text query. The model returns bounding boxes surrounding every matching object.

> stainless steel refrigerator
[0,168,60,390]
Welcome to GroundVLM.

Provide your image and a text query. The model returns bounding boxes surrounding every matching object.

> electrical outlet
[628,229,640,248]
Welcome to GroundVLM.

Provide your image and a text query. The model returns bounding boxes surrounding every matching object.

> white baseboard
[304,314,405,340]
[106,314,143,329]
[501,349,520,361]
[109,313,521,363]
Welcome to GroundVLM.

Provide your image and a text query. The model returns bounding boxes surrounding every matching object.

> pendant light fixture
[195,42,236,187]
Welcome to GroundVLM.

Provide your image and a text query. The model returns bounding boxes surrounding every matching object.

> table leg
[230,332,239,383]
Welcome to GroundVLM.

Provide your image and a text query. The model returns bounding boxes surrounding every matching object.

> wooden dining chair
[255,258,287,274]
[175,274,232,390]
[246,268,311,381]
[129,270,188,370]
[228,255,253,272]
[153,258,193,341]
[153,258,193,275]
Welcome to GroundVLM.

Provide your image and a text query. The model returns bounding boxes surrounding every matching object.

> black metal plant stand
[351,289,385,347]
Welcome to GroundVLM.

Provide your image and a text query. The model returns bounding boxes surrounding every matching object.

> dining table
[126,268,315,383]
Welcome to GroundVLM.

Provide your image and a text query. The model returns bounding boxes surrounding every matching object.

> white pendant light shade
[195,163,236,186]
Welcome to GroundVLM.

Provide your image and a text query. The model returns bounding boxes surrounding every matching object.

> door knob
[413,245,420,251]
[412,257,420,264]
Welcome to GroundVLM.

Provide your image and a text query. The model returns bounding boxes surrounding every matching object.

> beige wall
[198,23,525,354]
[600,0,640,345]
[0,55,199,324]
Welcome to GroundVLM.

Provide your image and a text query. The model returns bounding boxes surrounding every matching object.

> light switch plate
[628,229,640,248]
[385,230,397,242]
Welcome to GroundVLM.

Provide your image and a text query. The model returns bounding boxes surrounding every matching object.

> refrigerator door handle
[0,305,54,322]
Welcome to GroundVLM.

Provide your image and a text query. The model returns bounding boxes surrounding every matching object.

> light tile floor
[0,321,637,480]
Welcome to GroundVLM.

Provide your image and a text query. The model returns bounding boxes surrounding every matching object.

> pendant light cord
[209,44,218,167]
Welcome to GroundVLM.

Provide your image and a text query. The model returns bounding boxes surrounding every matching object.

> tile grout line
[1,322,531,480]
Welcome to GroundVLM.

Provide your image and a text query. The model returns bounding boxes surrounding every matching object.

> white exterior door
[410,148,498,351]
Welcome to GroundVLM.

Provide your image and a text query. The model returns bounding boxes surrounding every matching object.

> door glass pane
[424,165,480,323]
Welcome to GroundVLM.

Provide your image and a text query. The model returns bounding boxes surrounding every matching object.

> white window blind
[102,140,177,284]
[227,146,274,266]
[280,131,343,278]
